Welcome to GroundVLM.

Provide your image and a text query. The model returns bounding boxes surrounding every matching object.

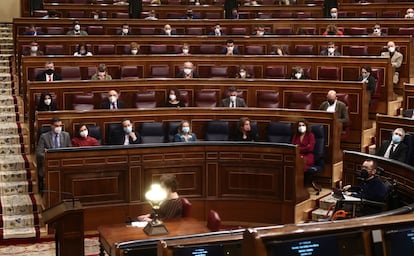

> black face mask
[187,13,193,18]
[360,169,369,180]
[45,69,54,75]
[327,99,335,105]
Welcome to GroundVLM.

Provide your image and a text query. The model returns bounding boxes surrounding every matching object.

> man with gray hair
[376,127,408,163]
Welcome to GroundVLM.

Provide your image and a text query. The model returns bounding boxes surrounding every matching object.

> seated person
[231,8,240,19]
[145,10,158,20]
[71,124,100,147]
[381,41,403,85]
[220,86,247,107]
[174,120,197,142]
[100,90,125,109]
[117,23,131,35]
[209,24,225,36]
[42,10,59,19]
[292,119,315,172]
[403,109,414,118]
[23,24,43,36]
[161,24,175,36]
[370,24,385,37]
[376,128,408,163]
[319,90,349,124]
[330,7,338,19]
[165,88,185,108]
[108,118,141,145]
[23,40,43,56]
[137,174,183,221]
[320,42,341,56]
[405,8,414,19]
[176,62,200,78]
[343,159,388,203]
[359,65,376,102]
[252,25,268,36]
[35,61,62,82]
[221,39,240,55]
[73,43,93,56]
[129,42,140,55]
[291,66,308,80]
[233,117,258,141]
[91,63,112,80]
[322,24,343,36]
[178,43,191,56]
[235,66,252,79]
[182,8,200,19]
[66,21,88,35]
[36,92,58,111]
[270,45,287,56]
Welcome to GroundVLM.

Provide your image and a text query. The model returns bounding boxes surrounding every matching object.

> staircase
[0,23,41,241]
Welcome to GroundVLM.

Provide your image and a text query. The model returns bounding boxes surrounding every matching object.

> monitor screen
[172,242,241,256]
[385,227,414,255]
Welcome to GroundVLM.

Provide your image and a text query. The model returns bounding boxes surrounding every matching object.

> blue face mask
[124,126,132,134]
[182,127,190,134]
[392,134,401,144]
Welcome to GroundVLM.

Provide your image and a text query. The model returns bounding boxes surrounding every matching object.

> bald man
[319,90,349,124]
[381,41,403,84]
[100,90,125,109]
[176,62,200,78]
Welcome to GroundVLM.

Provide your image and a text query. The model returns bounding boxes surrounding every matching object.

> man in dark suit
[176,62,200,79]
[36,117,72,191]
[320,42,341,56]
[117,24,131,35]
[100,90,125,109]
[319,90,349,124]
[108,119,141,145]
[403,109,414,118]
[376,128,408,163]
[220,86,247,107]
[221,39,240,55]
[22,24,44,36]
[35,61,62,82]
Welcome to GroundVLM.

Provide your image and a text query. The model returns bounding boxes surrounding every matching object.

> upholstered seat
[121,66,139,80]
[294,45,314,55]
[287,92,313,110]
[181,198,192,217]
[207,210,221,232]
[256,91,280,108]
[167,121,182,142]
[139,122,165,144]
[97,44,115,55]
[265,65,286,79]
[87,125,102,145]
[44,45,65,55]
[245,46,265,55]
[134,91,157,108]
[267,122,292,143]
[61,66,81,80]
[348,46,368,56]
[205,121,229,141]
[318,66,340,80]
[151,65,170,78]
[72,93,95,110]
[87,26,104,35]
[195,91,217,107]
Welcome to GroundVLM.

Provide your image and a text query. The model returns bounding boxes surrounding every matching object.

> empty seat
[205,121,229,141]
[256,91,280,108]
[267,122,292,143]
[207,210,221,232]
[274,27,293,35]
[398,28,414,36]
[68,11,85,18]
[199,45,217,54]
[265,65,286,79]
[287,92,313,110]
[382,11,400,18]
[140,122,165,144]
[245,46,265,55]
[33,10,48,17]
[195,90,217,107]
[307,124,325,174]
[46,26,64,35]
[230,27,247,35]
[336,93,351,139]
[87,25,104,35]
[44,45,65,55]
[205,12,222,19]
[166,12,182,19]
[61,66,81,80]
[151,65,170,78]
[186,27,203,35]
[349,27,368,35]
[97,44,115,55]
[298,27,316,35]
[87,125,102,145]
[210,66,229,78]
[150,45,168,54]
[348,46,368,56]
[138,27,155,35]
[72,93,95,110]
[167,121,181,142]
[296,12,311,18]
[273,12,293,18]
[337,11,348,18]
[294,45,314,55]
[134,91,157,108]
[121,66,139,80]
[360,12,376,18]
[318,66,340,80]
[181,197,192,217]
[257,12,272,19]
[113,12,129,18]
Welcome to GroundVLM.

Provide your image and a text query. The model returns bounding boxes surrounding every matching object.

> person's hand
[137,214,151,222]
[342,185,351,191]
[129,132,137,141]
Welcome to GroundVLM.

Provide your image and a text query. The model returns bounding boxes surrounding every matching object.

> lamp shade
[145,184,167,207]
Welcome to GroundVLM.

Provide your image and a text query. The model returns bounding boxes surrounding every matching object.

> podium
[42,199,84,256]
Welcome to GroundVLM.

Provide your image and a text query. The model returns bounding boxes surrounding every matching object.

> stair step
[0,155,26,171]
[0,145,22,155]
[0,170,29,182]
[319,194,338,211]
[311,208,332,221]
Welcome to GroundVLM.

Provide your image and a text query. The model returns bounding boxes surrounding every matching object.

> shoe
[312,181,322,195]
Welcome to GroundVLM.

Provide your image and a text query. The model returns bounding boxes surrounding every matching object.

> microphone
[42,190,77,208]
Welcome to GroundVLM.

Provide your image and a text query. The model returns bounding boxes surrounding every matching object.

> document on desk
[343,194,362,202]
[131,221,147,227]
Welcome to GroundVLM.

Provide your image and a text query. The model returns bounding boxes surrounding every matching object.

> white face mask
[182,127,190,134]
[123,126,132,134]
[331,13,337,18]
[239,72,246,78]
[44,99,51,106]
[298,126,306,133]
[227,46,234,52]
[328,47,335,54]
[31,46,38,52]
[93,14,99,20]
[183,68,192,75]
[165,29,171,35]
[182,49,189,54]
[257,31,264,36]
[122,28,129,34]
[374,28,381,33]
[169,94,176,101]
[408,13,414,18]
[131,49,138,55]
[54,126,62,134]
[74,24,81,31]
[388,47,395,53]
[295,73,302,79]
[277,49,283,55]
[230,95,237,102]
[215,28,221,35]
[109,96,117,103]
[80,130,88,138]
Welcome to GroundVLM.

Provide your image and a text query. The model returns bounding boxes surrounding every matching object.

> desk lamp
[143,183,169,236]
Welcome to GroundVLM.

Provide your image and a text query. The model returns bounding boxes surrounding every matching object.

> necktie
[390,144,395,155]
[48,75,52,82]
[112,102,116,109]
[54,134,59,148]
[231,101,235,108]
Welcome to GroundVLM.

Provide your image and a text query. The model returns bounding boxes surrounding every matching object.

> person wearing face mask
[270,45,287,56]
[319,90,349,124]
[221,39,240,55]
[235,66,252,79]
[329,7,338,19]
[290,66,308,80]
[174,120,197,142]
[182,8,200,19]
[342,159,388,203]
[36,92,58,111]
[35,61,62,82]
[71,124,100,147]
[230,8,240,19]
[376,128,408,163]
[370,24,385,37]
[144,10,158,20]
[129,42,140,55]
[292,119,315,172]
[100,90,125,109]
[358,65,376,102]
[320,41,341,56]
[117,24,131,35]
[176,62,200,78]
[233,117,259,141]
[73,43,93,56]
[220,86,247,107]
[91,63,112,80]
[162,24,176,36]
[179,43,191,56]
[23,40,44,56]
[381,41,403,85]
[109,118,141,145]
[36,117,72,191]
[404,8,414,19]
[165,88,186,107]
[252,25,268,36]
[209,24,226,36]
[322,24,343,36]
[323,0,338,18]
[66,21,88,35]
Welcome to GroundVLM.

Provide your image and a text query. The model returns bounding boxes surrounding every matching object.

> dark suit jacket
[319,49,341,56]
[36,131,72,159]
[100,100,125,109]
[376,140,408,163]
[403,109,414,118]
[319,100,349,123]
[35,72,62,81]
[220,97,247,107]
[220,47,240,55]
[359,75,377,96]
[108,128,141,145]
[23,31,44,35]
[176,71,200,78]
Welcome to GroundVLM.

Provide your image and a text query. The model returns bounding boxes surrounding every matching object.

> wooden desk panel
[375,114,414,152]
